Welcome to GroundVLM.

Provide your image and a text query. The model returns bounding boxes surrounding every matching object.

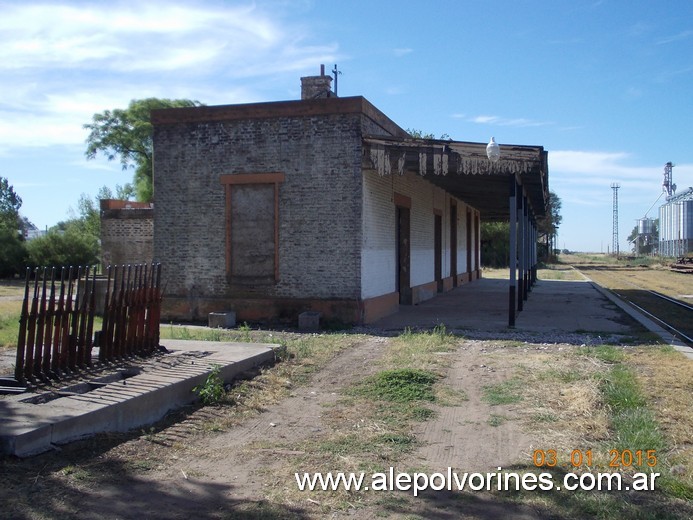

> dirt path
[59,337,389,519]
[50,337,544,519]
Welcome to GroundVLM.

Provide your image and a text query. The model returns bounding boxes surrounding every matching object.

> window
[220,173,284,284]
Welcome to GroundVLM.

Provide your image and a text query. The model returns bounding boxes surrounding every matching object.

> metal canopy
[363,135,549,221]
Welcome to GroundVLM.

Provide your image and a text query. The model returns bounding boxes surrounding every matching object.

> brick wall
[99,200,153,268]
[153,105,374,319]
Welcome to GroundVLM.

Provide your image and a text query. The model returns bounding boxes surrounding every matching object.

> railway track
[574,265,693,348]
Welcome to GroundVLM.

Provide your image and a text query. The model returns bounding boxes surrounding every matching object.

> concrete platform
[373,278,631,333]
[372,277,693,359]
[0,340,278,457]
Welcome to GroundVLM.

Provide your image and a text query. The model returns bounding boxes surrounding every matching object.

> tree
[628,219,658,255]
[0,176,22,230]
[537,191,562,260]
[28,187,113,269]
[25,227,99,269]
[84,98,202,202]
[406,128,451,140]
[0,177,26,276]
[481,221,510,267]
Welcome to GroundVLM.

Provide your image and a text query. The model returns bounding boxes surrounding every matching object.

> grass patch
[0,299,21,349]
[482,378,523,405]
[579,344,625,364]
[600,364,666,454]
[488,414,507,427]
[385,325,458,371]
[352,368,437,403]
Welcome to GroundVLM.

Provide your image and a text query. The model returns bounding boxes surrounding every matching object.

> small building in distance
[99,199,154,270]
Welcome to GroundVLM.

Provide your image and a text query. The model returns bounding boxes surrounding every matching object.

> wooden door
[396,207,412,305]
[450,202,457,287]
[434,214,442,292]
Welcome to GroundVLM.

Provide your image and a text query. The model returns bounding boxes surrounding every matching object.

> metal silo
[659,187,693,257]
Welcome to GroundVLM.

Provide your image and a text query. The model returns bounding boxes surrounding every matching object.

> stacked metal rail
[14,263,161,385]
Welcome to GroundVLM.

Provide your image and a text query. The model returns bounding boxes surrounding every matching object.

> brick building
[99,199,154,269]
[151,70,548,325]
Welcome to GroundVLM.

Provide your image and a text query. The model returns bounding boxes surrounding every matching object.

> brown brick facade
[99,200,153,269]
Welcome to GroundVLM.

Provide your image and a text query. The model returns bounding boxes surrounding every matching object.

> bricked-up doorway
[434,213,443,292]
[220,173,284,284]
[450,201,458,287]
[396,205,412,305]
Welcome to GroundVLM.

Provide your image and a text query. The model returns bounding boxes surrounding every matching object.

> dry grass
[487,346,612,455]
[628,346,693,486]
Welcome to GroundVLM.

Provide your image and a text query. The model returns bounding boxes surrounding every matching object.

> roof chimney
[300,64,334,100]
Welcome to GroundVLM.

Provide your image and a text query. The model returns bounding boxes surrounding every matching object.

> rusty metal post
[154,263,162,349]
[41,268,57,377]
[135,265,146,354]
[99,265,112,362]
[68,266,83,371]
[106,265,121,360]
[51,267,67,375]
[126,264,139,355]
[14,268,31,383]
[61,266,75,372]
[84,266,96,366]
[32,269,49,381]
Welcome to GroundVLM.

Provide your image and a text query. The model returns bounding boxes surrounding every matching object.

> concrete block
[298,311,321,331]
[209,311,236,328]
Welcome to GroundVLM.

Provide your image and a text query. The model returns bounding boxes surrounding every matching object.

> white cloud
[466,114,553,128]
[549,150,660,189]
[656,30,693,45]
[393,48,413,57]
[0,1,338,151]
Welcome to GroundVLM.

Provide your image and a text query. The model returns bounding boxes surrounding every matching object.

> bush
[481,222,510,268]
[25,227,99,268]
[0,227,27,277]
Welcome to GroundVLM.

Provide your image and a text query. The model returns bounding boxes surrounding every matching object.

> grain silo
[659,186,693,257]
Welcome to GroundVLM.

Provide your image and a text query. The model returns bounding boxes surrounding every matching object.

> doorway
[396,206,412,305]
[434,214,442,292]
[466,209,472,280]
[450,202,457,287]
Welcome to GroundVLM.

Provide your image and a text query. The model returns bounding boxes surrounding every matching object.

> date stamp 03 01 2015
[532,449,658,470]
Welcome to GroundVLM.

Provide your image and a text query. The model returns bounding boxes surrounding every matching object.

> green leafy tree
[628,219,658,255]
[0,177,22,230]
[481,191,563,266]
[25,227,99,268]
[480,221,510,268]
[27,187,115,269]
[84,98,202,201]
[0,177,26,276]
[406,128,451,140]
[537,191,562,260]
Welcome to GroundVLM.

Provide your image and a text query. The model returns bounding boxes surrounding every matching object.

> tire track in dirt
[408,343,533,472]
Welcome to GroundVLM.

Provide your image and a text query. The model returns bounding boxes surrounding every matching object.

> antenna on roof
[332,64,342,96]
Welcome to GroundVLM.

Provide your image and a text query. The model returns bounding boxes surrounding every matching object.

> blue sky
[2,0,692,253]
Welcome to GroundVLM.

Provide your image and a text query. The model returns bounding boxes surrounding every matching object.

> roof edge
[151,96,408,137]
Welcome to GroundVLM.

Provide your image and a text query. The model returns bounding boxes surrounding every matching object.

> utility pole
[611,183,620,257]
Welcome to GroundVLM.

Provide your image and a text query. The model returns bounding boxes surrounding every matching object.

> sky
[1,0,692,253]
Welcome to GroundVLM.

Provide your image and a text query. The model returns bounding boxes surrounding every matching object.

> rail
[14,263,162,384]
